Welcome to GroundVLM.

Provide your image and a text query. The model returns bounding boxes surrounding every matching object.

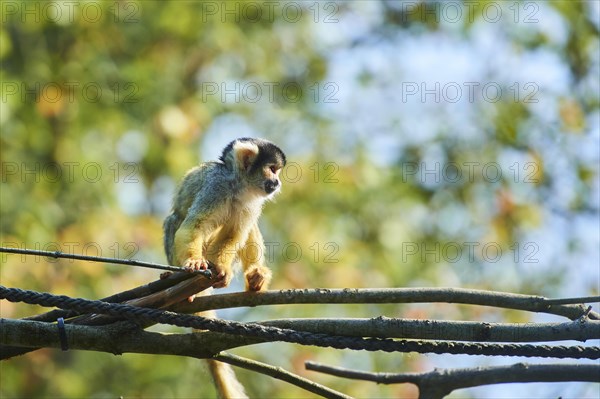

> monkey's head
[220,137,287,197]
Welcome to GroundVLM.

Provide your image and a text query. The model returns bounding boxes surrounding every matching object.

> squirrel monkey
[164,137,286,290]
[163,138,286,399]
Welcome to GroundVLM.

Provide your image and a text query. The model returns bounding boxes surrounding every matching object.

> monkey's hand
[184,258,233,290]
[183,257,209,272]
[211,267,233,289]
[177,258,210,303]
[244,265,272,292]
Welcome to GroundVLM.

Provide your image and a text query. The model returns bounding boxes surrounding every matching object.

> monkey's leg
[174,223,209,271]
[204,226,246,289]
[239,225,272,291]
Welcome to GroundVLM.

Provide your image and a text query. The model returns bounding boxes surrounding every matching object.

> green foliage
[1,1,598,398]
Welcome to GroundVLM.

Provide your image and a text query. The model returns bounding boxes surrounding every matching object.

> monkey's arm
[239,224,272,291]
[203,220,250,288]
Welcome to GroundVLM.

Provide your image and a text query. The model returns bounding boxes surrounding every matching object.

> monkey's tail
[199,305,248,399]
[207,357,248,399]
[163,213,182,265]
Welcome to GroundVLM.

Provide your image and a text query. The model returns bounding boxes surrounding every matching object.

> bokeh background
[1,1,598,398]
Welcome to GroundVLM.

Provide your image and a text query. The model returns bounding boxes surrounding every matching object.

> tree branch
[0,319,349,398]
[4,315,599,361]
[70,272,213,325]
[171,288,599,320]
[0,272,213,359]
[2,318,208,357]
[23,271,199,323]
[215,352,352,399]
[261,317,600,342]
[305,361,600,399]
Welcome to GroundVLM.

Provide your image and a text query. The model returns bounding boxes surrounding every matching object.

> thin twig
[215,352,353,399]
[544,296,600,305]
[305,361,600,398]
[0,246,212,277]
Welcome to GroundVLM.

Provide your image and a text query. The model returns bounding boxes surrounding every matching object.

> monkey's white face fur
[228,138,285,199]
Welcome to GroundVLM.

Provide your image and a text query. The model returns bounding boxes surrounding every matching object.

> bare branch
[172,288,599,320]
[1,318,214,358]
[0,272,213,359]
[71,273,213,325]
[25,271,199,323]
[305,361,600,399]
[215,352,352,399]
[3,281,598,395]
[0,319,349,398]
[4,315,599,361]
[261,317,600,342]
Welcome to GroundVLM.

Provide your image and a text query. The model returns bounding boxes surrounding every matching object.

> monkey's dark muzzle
[264,179,280,194]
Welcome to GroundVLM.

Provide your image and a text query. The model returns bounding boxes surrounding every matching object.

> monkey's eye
[269,165,279,174]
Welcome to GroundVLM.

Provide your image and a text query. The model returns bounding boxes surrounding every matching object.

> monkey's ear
[232,140,259,171]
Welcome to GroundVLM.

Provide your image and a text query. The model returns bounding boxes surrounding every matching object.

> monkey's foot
[183,258,209,272]
[245,265,272,291]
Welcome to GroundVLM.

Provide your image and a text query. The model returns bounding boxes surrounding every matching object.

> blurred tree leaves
[1,1,598,398]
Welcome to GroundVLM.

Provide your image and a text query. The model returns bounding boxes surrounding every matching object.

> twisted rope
[1,286,598,359]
